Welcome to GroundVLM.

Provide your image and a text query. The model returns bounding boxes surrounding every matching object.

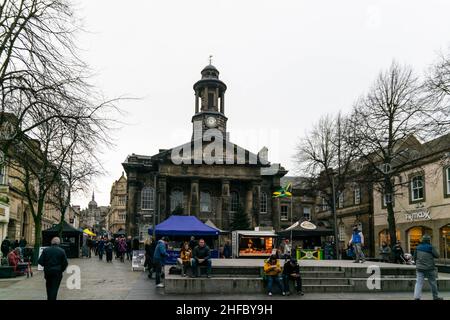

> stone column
[195,91,199,113]
[158,177,167,222]
[126,181,138,237]
[252,182,261,227]
[220,93,225,114]
[190,179,199,216]
[221,180,230,230]
[245,184,253,228]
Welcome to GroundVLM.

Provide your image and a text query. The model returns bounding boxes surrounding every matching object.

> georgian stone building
[123,64,287,238]
[106,173,127,234]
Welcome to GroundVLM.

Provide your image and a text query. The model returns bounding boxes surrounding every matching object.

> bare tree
[425,49,450,128]
[295,112,358,258]
[348,61,449,250]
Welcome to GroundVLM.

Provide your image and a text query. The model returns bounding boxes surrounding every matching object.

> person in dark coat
[147,238,157,279]
[413,235,443,300]
[282,257,304,295]
[191,239,212,278]
[223,240,232,259]
[13,240,19,249]
[189,236,198,251]
[38,237,68,300]
[393,240,405,264]
[1,236,10,258]
[105,239,113,262]
[97,238,105,261]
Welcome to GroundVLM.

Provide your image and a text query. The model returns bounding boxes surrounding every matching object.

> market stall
[277,220,334,260]
[148,215,220,264]
[42,221,82,258]
[231,229,277,258]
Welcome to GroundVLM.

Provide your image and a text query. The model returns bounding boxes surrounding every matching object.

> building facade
[80,192,110,235]
[123,64,287,239]
[107,173,127,234]
[374,134,450,259]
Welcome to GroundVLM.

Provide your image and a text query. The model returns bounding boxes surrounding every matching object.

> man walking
[413,235,443,300]
[38,237,68,300]
[349,225,365,263]
[1,236,10,258]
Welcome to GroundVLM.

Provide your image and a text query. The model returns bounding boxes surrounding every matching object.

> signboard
[37,247,48,271]
[232,231,238,258]
[300,221,317,230]
[405,209,431,222]
[131,250,146,271]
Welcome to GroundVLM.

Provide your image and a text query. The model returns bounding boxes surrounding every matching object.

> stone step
[302,278,351,285]
[300,271,346,278]
[164,276,450,294]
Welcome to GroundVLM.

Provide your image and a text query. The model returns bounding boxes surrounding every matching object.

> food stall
[277,220,334,260]
[148,215,219,264]
[231,229,277,258]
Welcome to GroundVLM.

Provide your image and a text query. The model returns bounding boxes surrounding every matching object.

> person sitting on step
[264,254,285,296]
[177,242,192,277]
[191,239,212,278]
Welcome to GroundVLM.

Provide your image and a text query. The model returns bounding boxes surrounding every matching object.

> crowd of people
[81,235,139,263]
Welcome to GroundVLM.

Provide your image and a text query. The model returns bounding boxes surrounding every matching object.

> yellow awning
[83,229,96,237]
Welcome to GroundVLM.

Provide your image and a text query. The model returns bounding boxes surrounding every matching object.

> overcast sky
[72,0,450,208]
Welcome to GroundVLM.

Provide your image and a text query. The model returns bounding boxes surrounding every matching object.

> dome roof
[201,64,220,79]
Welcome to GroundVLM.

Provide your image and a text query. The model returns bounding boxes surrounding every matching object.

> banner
[131,250,146,271]
[37,247,48,271]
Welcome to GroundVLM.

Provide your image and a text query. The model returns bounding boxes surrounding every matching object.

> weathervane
[209,54,213,65]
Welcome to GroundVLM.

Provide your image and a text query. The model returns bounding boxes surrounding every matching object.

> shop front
[375,206,450,257]
[231,230,277,258]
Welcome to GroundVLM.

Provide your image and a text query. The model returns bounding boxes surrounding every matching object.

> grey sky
[72,0,450,208]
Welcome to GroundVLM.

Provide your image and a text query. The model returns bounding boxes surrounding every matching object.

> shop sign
[405,209,431,222]
[300,221,317,230]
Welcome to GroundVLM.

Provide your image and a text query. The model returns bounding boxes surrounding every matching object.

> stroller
[400,253,415,265]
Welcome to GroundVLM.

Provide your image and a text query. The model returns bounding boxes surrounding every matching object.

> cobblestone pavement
[0,257,448,300]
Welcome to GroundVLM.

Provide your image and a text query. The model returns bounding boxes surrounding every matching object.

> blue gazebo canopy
[148,215,219,236]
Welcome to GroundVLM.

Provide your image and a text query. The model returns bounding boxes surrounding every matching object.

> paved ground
[0,257,449,300]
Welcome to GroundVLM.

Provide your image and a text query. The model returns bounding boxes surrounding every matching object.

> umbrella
[83,229,96,237]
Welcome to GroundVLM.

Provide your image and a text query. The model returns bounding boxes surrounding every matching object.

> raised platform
[164,259,450,294]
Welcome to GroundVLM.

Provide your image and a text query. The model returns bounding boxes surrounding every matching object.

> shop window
[141,187,154,210]
[338,224,346,241]
[410,175,424,202]
[260,192,267,214]
[445,167,450,197]
[440,224,450,260]
[200,191,211,212]
[378,229,401,247]
[280,205,288,221]
[338,192,344,209]
[231,191,239,212]
[354,187,361,205]
[407,226,432,253]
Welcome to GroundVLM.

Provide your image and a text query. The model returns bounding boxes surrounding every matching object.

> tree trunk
[58,212,65,239]
[33,217,42,265]
[384,178,397,256]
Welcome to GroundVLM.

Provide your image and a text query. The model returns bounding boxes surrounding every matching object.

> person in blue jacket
[348,225,366,263]
[153,237,169,288]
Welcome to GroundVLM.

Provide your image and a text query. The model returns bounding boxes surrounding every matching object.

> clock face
[205,116,217,128]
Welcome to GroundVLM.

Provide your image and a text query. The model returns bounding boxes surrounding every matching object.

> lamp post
[153,174,157,239]
[331,175,340,260]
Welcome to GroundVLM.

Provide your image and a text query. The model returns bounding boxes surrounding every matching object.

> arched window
[260,192,267,214]
[200,191,211,212]
[170,189,184,212]
[231,191,239,212]
[141,187,154,210]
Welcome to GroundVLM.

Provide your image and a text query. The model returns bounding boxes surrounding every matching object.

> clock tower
[192,62,228,140]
